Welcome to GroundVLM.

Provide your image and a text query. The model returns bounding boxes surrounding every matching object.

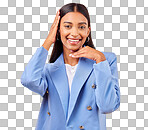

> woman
[21,3,120,130]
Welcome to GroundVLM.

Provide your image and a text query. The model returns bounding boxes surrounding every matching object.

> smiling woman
[20,2,120,130]
[59,11,91,65]
[48,3,96,66]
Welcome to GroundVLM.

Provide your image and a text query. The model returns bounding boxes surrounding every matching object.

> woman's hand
[69,46,106,64]
[42,10,60,50]
[47,9,60,44]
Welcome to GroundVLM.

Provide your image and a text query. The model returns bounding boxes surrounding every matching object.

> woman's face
[59,12,91,52]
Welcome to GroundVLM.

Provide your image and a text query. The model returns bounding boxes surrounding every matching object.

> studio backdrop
[0,0,148,129]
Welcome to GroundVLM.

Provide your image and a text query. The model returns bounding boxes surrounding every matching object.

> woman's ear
[87,27,91,36]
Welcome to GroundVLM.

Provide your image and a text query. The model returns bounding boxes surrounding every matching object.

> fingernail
[69,54,72,56]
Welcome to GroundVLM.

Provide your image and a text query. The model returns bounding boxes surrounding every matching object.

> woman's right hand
[42,10,60,50]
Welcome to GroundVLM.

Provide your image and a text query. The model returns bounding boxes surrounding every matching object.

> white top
[65,63,78,94]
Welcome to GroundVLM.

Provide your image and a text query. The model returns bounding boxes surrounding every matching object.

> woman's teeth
[68,39,80,42]
[67,38,81,45]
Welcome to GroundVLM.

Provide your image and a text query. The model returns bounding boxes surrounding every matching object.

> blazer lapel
[67,56,95,122]
[49,53,70,119]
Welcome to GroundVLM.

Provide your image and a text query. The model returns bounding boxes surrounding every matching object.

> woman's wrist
[42,39,53,51]
[94,53,106,64]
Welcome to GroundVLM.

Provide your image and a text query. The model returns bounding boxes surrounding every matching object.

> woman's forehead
[61,12,88,24]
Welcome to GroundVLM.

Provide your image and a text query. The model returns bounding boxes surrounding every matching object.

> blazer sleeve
[20,46,48,98]
[93,52,120,114]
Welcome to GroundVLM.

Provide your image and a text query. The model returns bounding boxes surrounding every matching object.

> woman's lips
[67,38,81,45]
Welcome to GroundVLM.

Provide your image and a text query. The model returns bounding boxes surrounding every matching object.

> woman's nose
[71,27,79,36]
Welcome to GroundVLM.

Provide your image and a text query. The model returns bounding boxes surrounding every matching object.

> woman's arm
[21,10,60,97]
[68,46,120,114]
[20,46,49,97]
[93,52,120,114]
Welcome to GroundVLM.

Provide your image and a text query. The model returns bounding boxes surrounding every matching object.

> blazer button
[79,125,84,129]
[46,90,48,94]
[92,84,96,89]
[47,112,50,116]
[87,106,92,110]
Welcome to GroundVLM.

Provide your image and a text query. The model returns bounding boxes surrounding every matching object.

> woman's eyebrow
[63,21,87,25]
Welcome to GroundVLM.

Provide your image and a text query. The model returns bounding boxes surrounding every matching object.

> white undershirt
[65,64,78,94]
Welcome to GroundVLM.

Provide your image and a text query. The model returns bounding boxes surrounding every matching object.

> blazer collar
[49,52,95,121]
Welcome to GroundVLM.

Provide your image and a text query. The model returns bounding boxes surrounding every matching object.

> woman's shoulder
[101,51,117,63]
[101,51,117,57]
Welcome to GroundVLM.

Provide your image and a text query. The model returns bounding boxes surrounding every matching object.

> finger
[53,10,60,25]
[51,17,60,29]
[54,11,60,26]
[69,52,85,57]
[70,53,85,58]
[56,15,60,25]
[56,10,60,18]
[56,10,60,20]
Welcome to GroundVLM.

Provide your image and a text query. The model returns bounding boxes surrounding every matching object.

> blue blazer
[20,46,120,130]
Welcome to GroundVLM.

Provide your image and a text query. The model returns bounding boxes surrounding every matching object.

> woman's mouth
[67,38,82,45]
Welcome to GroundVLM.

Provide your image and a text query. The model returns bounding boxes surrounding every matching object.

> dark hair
[49,3,96,63]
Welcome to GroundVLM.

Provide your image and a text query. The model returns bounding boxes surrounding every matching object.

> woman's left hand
[69,46,106,64]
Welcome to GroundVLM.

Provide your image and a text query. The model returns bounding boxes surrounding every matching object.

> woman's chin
[69,45,83,52]
[70,49,77,52]
[69,48,80,52]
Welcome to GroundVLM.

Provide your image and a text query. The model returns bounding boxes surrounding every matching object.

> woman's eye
[64,25,71,28]
[79,26,85,29]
